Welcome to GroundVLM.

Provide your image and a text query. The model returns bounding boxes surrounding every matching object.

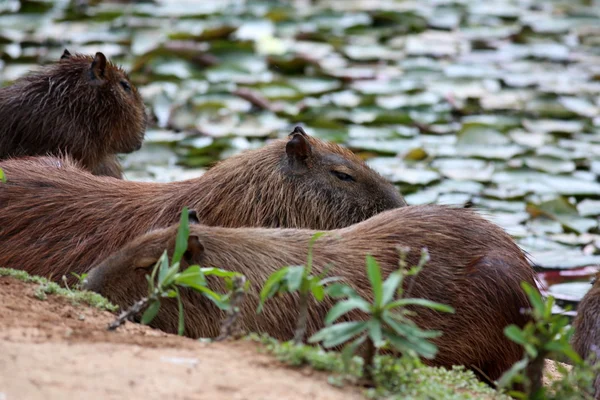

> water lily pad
[527,197,598,234]
[529,250,600,269]
[523,119,584,134]
[404,188,439,205]
[524,157,575,174]
[578,199,600,217]
[431,158,494,182]
[548,282,593,302]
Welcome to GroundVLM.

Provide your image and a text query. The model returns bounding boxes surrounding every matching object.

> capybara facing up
[84,204,536,381]
[572,272,600,399]
[0,49,146,178]
[0,128,406,285]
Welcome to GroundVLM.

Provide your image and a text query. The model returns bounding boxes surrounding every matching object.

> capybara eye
[120,80,131,92]
[331,170,355,182]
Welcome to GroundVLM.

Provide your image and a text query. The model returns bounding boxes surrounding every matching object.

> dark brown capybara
[0,128,406,285]
[0,49,146,178]
[572,272,600,399]
[84,204,537,382]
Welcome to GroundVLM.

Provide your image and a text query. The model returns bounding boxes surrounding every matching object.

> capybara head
[195,126,407,230]
[84,224,197,317]
[0,49,146,171]
[56,50,146,154]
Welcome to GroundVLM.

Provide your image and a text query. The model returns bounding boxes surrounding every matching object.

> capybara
[572,273,600,398]
[0,128,406,285]
[84,204,536,381]
[0,49,146,178]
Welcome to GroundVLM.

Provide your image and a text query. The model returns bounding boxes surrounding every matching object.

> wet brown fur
[0,50,146,177]
[572,272,600,399]
[0,131,405,285]
[84,205,536,381]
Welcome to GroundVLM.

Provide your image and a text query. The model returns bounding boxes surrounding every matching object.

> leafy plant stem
[363,336,376,382]
[294,289,310,344]
[526,352,546,396]
[108,296,152,331]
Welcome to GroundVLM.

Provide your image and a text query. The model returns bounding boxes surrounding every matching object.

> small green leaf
[524,343,538,358]
[385,331,438,359]
[326,283,358,299]
[367,320,384,347]
[165,289,178,298]
[172,207,190,265]
[383,314,442,340]
[521,282,544,315]
[175,266,206,287]
[201,268,242,278]
[381,271,402,305]
[325,297,371,325]
[312,284,325,301]
[560,346,583,364]
[497,357,529,389]
[0,168,5,183]
[157,251,169,285]
[504,325,527,345]
[141,301,161,325]
[286,266,305,292]
[366,255,383,308]
[162,261,181,286]
[342,334,366,373]
[308,321,368,347]
[257,268,289,313]
[175,287,185,336]
[386,298,455,313]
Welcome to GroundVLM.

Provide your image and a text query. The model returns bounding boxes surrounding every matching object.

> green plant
[109,207,248,336]
[257,232,340,343]
[309,248,454,382]
[498,281,596,399]
[0,167,5,183]
[249,334,507,399]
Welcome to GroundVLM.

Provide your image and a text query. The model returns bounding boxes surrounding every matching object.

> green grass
[0,267,118,312]
[246,333,509,400]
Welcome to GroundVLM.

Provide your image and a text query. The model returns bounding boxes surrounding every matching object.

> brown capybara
[84,204,537,382]
[0,49,146,178]
[0,128,406,285]
[571,273,600,399]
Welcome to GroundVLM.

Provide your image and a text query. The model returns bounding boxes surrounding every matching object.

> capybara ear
[60,49,72,60]
[184,235,205,265]
[286,131,312,167]
[188,209,200,225]
[90,52,107,79]
[289,126,308,137]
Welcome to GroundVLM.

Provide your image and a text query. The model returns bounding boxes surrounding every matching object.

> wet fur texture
[0,50,146,177]
[84,205,536,381]
[0,132,405,285]
[572,273,600,399]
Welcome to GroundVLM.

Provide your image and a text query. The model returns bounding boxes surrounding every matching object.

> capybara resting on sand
[84,204,536,381]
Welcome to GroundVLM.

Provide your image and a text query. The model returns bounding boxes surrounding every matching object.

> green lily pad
[526,197,598,234]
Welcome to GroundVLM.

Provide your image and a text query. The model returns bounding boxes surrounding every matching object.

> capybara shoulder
[0,49,146,177]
